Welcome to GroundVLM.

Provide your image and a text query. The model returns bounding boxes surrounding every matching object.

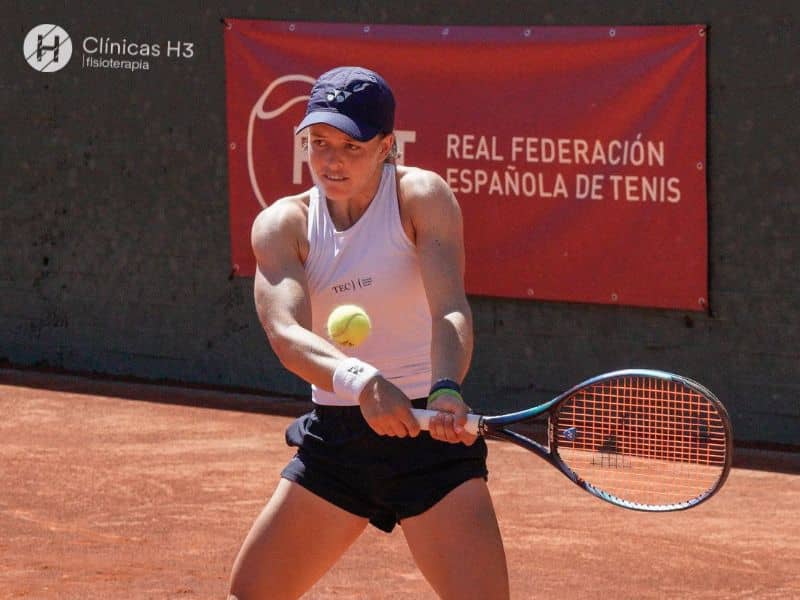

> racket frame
[476,369,733,511]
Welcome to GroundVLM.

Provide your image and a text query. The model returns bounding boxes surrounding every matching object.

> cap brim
[296,111,379,142]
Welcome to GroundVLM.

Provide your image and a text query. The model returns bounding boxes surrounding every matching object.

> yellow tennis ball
[326,304,372,348]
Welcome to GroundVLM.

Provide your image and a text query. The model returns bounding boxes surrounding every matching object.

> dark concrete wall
[2,2,798,445]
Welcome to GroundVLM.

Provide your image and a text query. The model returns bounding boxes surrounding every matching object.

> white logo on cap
[326,82,370,103]
[327,88,351,103]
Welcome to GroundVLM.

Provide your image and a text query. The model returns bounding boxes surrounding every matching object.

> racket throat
[492,427,550,457]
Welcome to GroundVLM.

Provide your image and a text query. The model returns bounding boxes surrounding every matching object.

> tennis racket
[412,369,732,512]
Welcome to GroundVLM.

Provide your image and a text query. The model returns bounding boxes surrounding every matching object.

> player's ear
[380,133,395,161]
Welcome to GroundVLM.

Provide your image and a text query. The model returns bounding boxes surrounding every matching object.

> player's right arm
[251,197,419,438]
[251,196,345,390]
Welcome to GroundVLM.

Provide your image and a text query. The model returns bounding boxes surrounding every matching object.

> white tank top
[305,164,432,405]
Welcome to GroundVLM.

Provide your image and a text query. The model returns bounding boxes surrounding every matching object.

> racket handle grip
[410,408,482,436]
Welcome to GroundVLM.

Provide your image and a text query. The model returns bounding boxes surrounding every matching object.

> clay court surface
[1,369,798,599]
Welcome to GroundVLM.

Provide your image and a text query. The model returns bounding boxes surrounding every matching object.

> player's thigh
[229,478,369,600]
[400,478,509,600]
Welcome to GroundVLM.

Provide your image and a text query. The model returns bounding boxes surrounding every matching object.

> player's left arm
[400,167,475,444]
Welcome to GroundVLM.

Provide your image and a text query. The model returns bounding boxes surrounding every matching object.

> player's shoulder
[396,165,451,200]
[251,191,310,240]
[397,165,449,194]
[251,191,311,260]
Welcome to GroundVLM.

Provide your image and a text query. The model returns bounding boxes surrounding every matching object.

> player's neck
[326,167,384,230]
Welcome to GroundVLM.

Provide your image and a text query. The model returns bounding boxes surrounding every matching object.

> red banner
[224,20,707,311]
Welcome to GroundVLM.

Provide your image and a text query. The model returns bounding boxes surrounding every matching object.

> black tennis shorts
[281,398,488,532]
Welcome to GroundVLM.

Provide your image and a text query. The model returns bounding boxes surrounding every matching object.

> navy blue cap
[296,66,395,141]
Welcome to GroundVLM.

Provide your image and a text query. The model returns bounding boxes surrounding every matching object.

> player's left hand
[426,391,477,446]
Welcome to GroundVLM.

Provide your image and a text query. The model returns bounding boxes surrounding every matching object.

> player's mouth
[324,174,347,182]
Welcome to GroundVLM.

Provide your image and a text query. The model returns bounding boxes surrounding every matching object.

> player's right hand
[358,376,421,438]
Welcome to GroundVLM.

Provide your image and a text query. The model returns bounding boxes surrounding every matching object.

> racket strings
[555,376,728,507]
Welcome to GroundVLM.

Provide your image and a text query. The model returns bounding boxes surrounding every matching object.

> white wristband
[332,358,381,404]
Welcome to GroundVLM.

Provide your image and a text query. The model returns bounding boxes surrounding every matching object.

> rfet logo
[23,24,73,72]
[248,75,416,208]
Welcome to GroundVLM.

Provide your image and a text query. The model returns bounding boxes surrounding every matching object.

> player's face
[306,124,393,204]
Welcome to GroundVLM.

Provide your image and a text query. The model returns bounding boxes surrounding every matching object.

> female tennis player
[228,66,509,600]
